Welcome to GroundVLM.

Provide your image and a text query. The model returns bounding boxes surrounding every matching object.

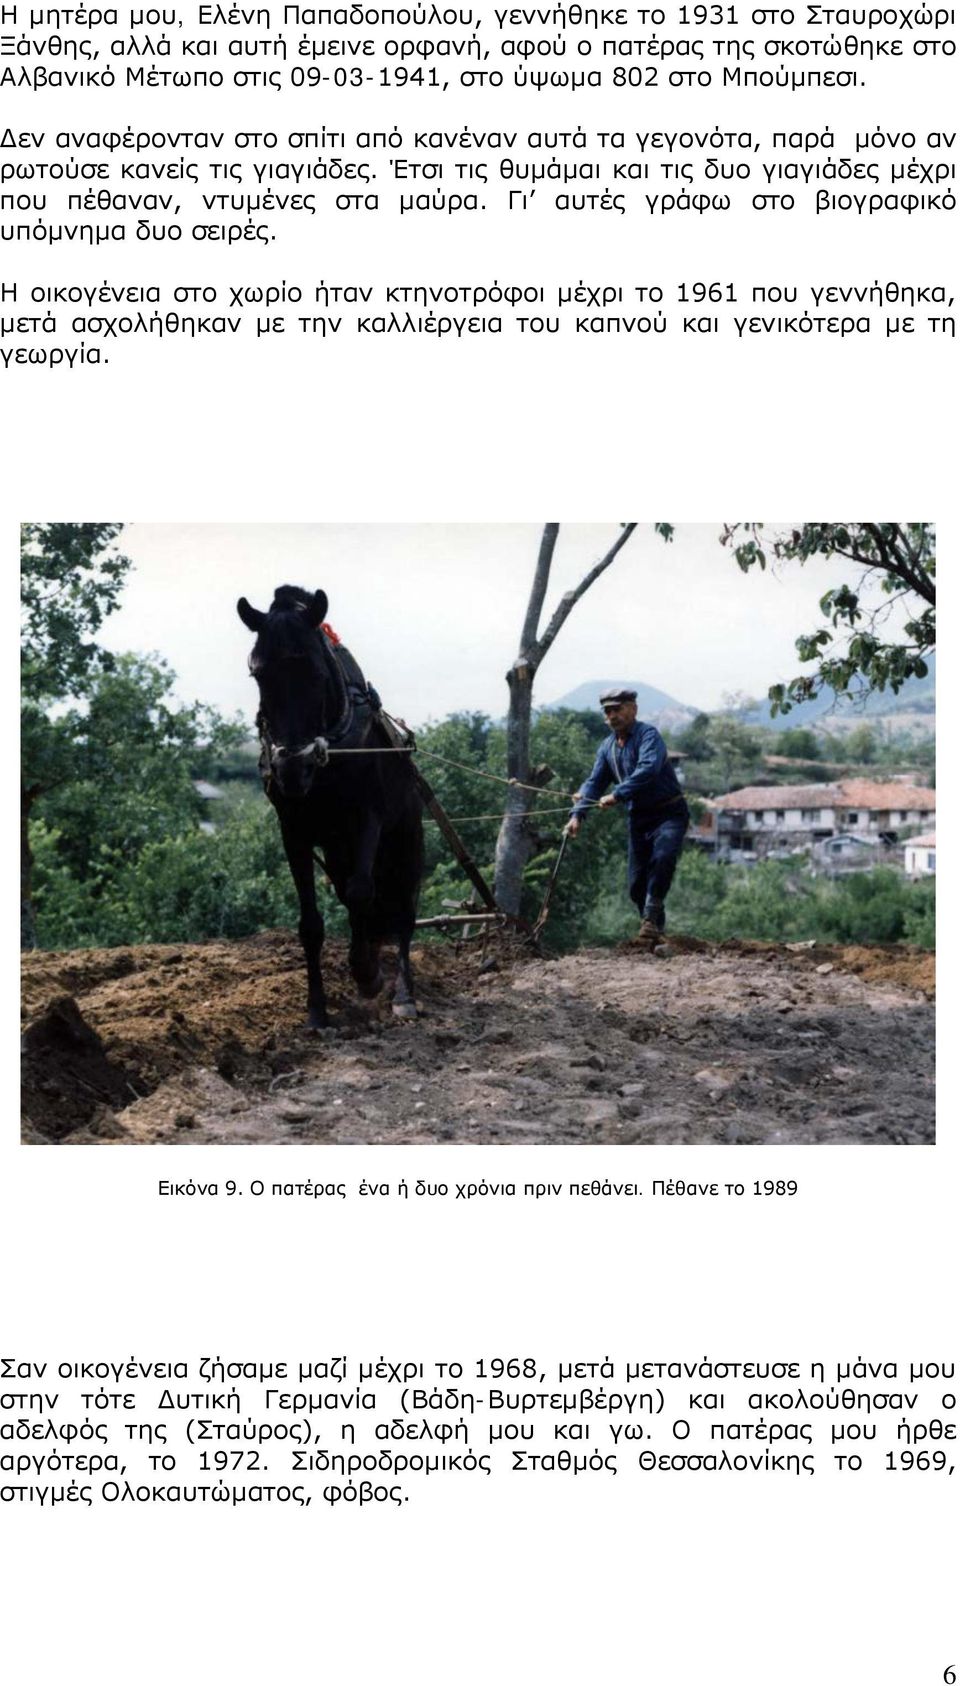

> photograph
[21,521,935,1147]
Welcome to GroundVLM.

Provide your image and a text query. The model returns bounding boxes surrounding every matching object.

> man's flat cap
[599,687,637,706]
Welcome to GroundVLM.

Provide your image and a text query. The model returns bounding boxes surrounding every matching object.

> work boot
[644,900,666,933]
[636,918,661,949]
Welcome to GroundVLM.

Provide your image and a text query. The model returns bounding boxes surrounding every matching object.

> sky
[95,523,908,729]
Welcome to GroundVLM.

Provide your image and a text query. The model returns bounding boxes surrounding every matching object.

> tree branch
[535,523,638,663]
[518,523,560,660]
[864,524,935,604]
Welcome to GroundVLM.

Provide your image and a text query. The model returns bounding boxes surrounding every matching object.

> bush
[902,889,936,949]
[667,855,935,949]
[32,805,321,949]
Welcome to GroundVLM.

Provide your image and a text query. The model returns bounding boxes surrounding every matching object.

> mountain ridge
[546,654,935,733]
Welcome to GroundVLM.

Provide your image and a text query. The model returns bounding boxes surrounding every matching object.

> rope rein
[431,803,586,824]
[304,740,603,821]
[316,741,585,801]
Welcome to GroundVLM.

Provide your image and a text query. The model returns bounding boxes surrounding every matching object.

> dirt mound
[644,934,935,997]
[21,931,935,1146]
[21,995,138,1141]
[20,929,505,1078]
[820,944,934,995]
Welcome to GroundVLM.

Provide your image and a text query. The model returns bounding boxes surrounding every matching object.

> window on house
[927,852,936,870]
[845,812,859,825]
[775,810,785,821]
[753,811,764,822]
[800,809,818,821]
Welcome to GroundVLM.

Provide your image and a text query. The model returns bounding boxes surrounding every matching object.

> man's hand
[598,794,618,810]
[564,816,581,838]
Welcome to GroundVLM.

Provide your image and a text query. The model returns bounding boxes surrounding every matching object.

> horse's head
[238,585,349,799]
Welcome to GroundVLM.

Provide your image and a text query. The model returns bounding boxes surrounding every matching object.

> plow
[311,711,575,950]
[407,739,572,950]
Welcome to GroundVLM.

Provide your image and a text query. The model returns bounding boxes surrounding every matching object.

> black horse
[237,585,424,1028]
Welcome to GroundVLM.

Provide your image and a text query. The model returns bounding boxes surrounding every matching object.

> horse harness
[254,628,385,794]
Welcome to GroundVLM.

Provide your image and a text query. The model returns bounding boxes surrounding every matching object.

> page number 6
[943,1667,955,1683]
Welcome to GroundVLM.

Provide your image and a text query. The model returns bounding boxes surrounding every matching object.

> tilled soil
[20,932,935,1146]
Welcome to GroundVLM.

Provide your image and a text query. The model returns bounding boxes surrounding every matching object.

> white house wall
[734,806,935,835]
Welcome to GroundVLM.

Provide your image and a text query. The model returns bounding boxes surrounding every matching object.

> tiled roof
[712,780,935,811]
[906,831,936,848]
[834,780,936,809]
[711,785,842,810]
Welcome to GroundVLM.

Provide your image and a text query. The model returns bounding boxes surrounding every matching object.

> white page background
[4,34,955,1686]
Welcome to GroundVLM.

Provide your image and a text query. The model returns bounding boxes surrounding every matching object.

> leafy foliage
[32,799,305,950]
[22,523,136,946]
[720,523,935,713]
[668,852,934,948]
[777,727,821,760]
[38,655,245,874]
[412,710,625,937]
[22,524,136,810]
[21,523,132,703]
[21,523,248,950]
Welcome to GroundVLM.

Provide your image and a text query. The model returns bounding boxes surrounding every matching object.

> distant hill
[544,680,701,732]
[547,654,934,737]
[737,651,936,732]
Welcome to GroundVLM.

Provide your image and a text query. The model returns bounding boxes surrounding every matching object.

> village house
[904,831,936,876]
[704,778,936,858]
[812,832,886,872]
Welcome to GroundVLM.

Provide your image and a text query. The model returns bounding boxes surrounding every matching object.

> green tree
[411,708,621,934]
[843,723,878,765]
[37,653,245,886]
[22,523,246,951]
[704,714,762,791]
[675,711,713,759]
[21,523,132,947]
[778,727,821,761]
[31,799,300,950]
[720,523,935,713]
[412,713,501,915]
[21,521,132,698]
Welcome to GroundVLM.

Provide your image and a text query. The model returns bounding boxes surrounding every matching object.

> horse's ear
[310,590,329,627]
[237,596,266,631]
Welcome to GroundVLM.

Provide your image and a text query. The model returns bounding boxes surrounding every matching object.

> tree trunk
[494,661,537,915]
[493,523,639,916]
[21,787,38,950]
[493,525,560,915]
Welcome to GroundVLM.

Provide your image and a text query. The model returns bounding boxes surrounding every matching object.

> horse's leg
[281,827,327,1029]
[391,918,418,1020]
[346,811,384,998]
[388,804,423,1020]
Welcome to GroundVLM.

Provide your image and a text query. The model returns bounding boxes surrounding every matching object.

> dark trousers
[627,803,689,927]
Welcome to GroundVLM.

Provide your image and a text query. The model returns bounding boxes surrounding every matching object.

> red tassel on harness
[320,621,341,645]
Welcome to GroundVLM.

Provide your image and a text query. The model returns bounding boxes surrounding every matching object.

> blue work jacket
[571,720,684,820]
